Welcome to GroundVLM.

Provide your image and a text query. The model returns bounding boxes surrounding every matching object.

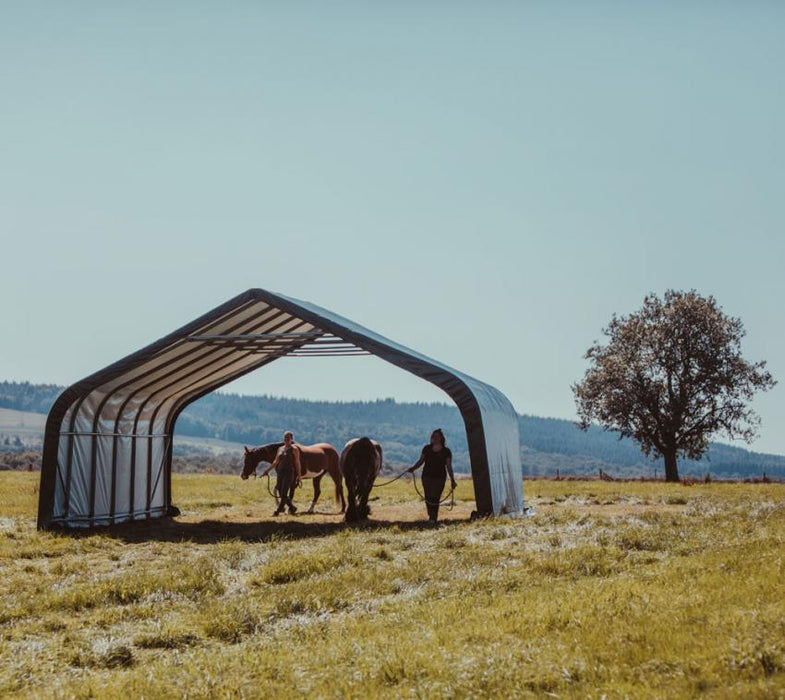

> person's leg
[286,476,298,514]
[423,476,446,522]
[275,470,293,514]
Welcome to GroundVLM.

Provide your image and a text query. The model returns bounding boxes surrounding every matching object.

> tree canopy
[573,290,776,481]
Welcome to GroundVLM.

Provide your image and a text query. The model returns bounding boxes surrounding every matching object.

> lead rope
[412,470,455,510]
[372,468,456,510]
[265,473,278,501]
[251,469,280,502]
[371,470,410,488]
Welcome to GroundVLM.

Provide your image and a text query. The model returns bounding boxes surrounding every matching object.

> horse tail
[327,445,345,513]
[375,443,383,480]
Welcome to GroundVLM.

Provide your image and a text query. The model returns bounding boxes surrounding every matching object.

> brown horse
[341,437,383,522]
[241,442,345,514]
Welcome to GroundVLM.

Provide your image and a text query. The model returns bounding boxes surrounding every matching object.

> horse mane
[249,442,284,456]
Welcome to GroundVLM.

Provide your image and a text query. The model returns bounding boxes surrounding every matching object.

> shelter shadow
[56,515,463,545]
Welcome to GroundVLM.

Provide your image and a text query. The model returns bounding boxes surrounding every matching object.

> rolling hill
[1,381,783,478]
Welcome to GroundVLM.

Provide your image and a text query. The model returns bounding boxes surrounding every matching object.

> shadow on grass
[54,514,464,545]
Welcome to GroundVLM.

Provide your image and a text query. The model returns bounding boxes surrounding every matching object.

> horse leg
[358,489,369,520]
[308,474,322,514]
[358,471,373,520]
[344,467,359,523]
[359,448,381,520]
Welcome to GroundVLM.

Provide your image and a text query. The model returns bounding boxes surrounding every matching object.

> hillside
[1,381,783,478]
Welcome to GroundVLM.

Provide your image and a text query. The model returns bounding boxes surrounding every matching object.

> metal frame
[37,288,523,529]
[186,332,373,357]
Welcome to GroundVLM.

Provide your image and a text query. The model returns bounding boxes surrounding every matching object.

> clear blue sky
[2,2,783,454]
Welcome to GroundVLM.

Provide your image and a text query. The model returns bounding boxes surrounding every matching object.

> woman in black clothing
[408,429,457,524]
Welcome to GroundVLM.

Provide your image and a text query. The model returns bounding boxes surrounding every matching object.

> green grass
[1,472,784,697]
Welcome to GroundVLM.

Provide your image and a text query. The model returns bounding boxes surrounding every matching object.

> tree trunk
[664,450,680,482]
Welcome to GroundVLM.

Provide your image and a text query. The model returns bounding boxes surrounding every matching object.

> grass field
[1,473,784,698]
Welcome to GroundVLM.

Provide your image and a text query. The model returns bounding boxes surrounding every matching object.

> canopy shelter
[37,289,523,529]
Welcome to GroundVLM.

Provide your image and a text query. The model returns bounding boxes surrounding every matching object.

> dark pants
[275,467,296,513]
[423,475,446,521]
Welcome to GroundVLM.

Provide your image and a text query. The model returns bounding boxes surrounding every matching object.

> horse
[341,437,383,522]
[241,442,345,514]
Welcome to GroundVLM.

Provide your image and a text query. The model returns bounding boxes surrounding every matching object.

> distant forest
[1,381,783,479]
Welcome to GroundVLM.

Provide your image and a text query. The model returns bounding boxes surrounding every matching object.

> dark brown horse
[340,437,383,522]
[241,442,345,513]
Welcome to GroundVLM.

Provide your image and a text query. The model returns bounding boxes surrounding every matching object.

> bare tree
[573,291,776,481]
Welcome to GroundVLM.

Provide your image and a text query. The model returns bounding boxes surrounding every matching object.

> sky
[2,2,783,454]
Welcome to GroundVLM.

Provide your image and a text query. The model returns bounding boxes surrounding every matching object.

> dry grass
[1,472,784,697]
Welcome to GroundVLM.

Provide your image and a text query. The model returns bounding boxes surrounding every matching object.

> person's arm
[262,450,282,477]
[446,453,457,489]
[293,446,302,483]
[408,451,426,473]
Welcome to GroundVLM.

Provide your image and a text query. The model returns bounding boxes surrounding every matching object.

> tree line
[1,380,782,478]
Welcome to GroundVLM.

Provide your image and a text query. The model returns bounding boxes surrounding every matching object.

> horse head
[240,443,282,480]
[241,446,255,480]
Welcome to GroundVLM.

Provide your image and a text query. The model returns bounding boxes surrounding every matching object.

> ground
[1,473,784,698]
